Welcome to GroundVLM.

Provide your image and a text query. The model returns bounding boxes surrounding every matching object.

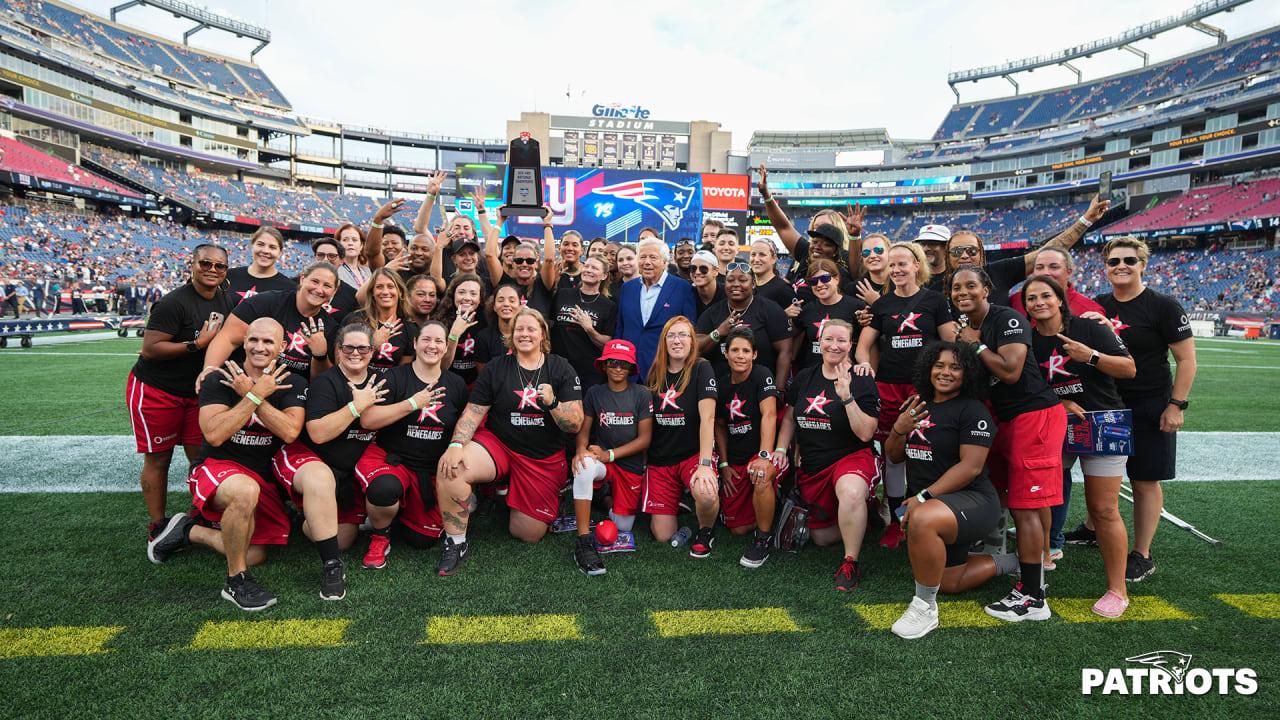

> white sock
[885,460,906,498]
[609,511,635,533]
[447,533,466,545]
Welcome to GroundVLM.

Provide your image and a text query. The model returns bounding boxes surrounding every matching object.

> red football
[595,520,618,546]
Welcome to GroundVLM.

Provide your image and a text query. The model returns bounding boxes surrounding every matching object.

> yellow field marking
[850,601,1001,630]
[187,619,351,650]
[0,625,124,658]
[1214,593,1280,619]
[424,614,583,644]
[650,608,804,637]
[1053,596,1196,623]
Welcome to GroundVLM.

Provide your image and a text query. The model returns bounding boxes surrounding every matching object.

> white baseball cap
[915,224,951,244]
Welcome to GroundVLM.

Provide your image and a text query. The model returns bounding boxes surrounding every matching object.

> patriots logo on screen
[593,179,697,230]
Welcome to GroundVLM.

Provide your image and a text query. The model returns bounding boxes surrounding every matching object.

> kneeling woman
[435,309,584,575]
[570,339,653,576]
[714,327,784,569]
[776,320,880,590]
[355,321,469,569]
[884,342,1004,639]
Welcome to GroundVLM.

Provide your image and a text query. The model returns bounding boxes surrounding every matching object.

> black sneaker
[221,571,276,611]
[1125,550,1155,582]
[147,514,193,564]
[320,559,346,601]
[689,527,715,559]
[436,537,470,576]
[574,534,606,576]
[835,557,861,591]
[740,531,772,568]
[1063,523,1099,547]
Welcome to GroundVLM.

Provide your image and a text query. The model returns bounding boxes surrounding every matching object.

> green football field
[0,336,1277,718]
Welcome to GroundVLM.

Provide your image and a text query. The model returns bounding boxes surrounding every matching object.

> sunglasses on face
[726,262,752,274]
[689,264,713,275]
[809,273,834,285]
[949,246,980,258]
[512,257,538,265]
[603,359,633,369]
[1107,256,1140,267]
[196,259,228,272]
[861,246,885,257]
[339,344,373,356]
[314,252,341,261]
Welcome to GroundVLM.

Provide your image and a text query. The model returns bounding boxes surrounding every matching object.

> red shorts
[126,372,202,453]
[642,454,700,516]
[271,442,366,525]
[595,463,643,516]
[472,428,566,524]
[720,456,787,528]
[187,459,289,545]
[354,444,442,538]
[795,448,880,529]
[988,405,1067,510]
[874,381,914,443]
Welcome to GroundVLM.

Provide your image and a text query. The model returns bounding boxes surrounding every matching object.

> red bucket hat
[595,339,638,373]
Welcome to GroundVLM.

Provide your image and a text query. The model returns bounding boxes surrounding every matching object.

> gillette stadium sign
[591,103,651,119]
[552,112,691,134]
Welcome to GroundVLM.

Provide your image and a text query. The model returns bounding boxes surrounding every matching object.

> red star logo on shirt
[1041,349,1074,380]
[727,393,747,420]
[514,385,540,410]
[237,285,258,301]
[909,418,935,442]
[897,312,922,333]
[377,341,395,361]
[659,386,681,411]
[322,301,341,315]
[286,329,309,355]
[418,402,442,424]
[803,390,834,416]
[246,411,266,428]
[1110,315,1130,332]
[812,314,831,337]
[519,295,529,307]
[460,337,475,357]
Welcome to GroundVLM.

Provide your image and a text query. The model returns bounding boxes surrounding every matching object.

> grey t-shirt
[583,382,653,475]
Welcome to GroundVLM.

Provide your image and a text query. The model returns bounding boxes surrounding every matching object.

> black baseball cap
[808,223,844,247]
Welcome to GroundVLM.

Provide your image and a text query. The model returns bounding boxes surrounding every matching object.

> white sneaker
[892,596,939,639]
[984,583,1052,622]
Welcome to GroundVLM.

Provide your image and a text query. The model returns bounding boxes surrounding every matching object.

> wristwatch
[698,458,716,468]
[709,329,721,342]
[1087,350,1100,367]
[1169,398,1189,410]
[186,340,199,353]
[757,450,771,461]
[917,489,934,503]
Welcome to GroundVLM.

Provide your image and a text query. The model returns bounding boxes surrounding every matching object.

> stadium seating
[0,138,140,197]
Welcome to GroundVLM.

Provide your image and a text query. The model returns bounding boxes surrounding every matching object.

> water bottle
[670,526,692,547]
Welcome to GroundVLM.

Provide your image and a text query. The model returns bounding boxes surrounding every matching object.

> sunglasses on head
[339,344,373,356]
[949,246,980,258]
[861,246,885,257]
[808,273,834,285]
[1106,256,1140,267]
[196,259,228,272]
[689,264,712,275]
[726,262,752,274]
[513,257,538,265]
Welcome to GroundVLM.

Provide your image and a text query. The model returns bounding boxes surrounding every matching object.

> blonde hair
[890,242,932,288]
[1102,235,1150,263]
[506,307,552,354]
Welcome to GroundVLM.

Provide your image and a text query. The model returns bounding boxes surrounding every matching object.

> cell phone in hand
[1098,171,1112,201]
[895,505,907,522]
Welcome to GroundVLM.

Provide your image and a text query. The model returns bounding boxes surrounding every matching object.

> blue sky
[73,0,1280,148]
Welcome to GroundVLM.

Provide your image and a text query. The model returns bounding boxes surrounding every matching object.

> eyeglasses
[808,273,834,285]
[314,252,341,261]
[513,257,538,265]
[603,359,633,369]
[689,264,713,275]
[861,246,885,257]
[1106,256,1140,267]
[196,259,228,272]
[667,332,692,340]
[339,344,373,356]
[949,246,980,258]
[726,262,752,274]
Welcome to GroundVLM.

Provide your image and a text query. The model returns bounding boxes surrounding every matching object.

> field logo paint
[1081,650,1258,695]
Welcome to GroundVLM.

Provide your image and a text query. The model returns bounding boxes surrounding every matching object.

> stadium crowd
[115,176,1203,641]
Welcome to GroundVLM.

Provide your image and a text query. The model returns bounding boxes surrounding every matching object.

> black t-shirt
[868,289,952,384]
[551,288,618,387]
[446,316,488,385]
[756,275,795,310]
[375,364,469,476]
[794,295,866,370]
[226,267,296,307]
[342,311,416,370]
[1095,288,1193,400]
[693,283,726,319]
[984,256,1026,309]
[786,365,879,474]
[131,283,234,397]
[583,382,653,475]
[1029,318,1129,411]
[716,365,779,465]
[500,279,555,320]
[903,396,997,497]
[292,272,359,321]
[303,366,381,470]
[194,370,309,477]
[469,353,582,459]
[558,271,582,290]
[979,304,1059,422]
[232,290,342,375]
[649,361,718,466]
[695,297,791,377]
[474,323,508,367]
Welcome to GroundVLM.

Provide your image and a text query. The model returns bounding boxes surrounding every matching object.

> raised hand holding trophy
[504,132,546,217]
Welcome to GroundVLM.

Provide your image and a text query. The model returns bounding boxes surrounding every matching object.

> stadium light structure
[946,0,1251,101]
[110,0,272,59]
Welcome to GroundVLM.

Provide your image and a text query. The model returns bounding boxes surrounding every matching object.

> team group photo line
[131,168,1193,639]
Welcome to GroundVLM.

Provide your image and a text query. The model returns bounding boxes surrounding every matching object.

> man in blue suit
[615,237,697,376]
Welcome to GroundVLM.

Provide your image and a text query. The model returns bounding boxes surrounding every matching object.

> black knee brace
[365,474,404,507]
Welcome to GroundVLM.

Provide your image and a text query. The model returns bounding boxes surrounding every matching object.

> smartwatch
[1168,398,1189,410]
[186,340,199,353]
[917,489,934,503]
[709,329,721,342]
[757,450,771,461]
[698,458,716,468]
[1087,350,1100,367]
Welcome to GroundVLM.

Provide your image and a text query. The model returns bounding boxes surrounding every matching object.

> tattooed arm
[549,400,583,434]
[450,403,490,445]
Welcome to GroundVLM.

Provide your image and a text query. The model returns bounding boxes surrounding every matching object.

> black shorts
[1126,393,1177,482]
[939,486,1002,567]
